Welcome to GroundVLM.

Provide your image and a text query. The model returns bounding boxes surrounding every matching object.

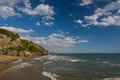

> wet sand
[0,55,24,72]
[0,55,50,80]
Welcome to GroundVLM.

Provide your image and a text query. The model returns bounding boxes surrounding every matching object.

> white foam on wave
[69,59,80,62]
[1,62,32,75]
[49,55,65,60]
[43,61,53,65]
[65,58,87,63]
[101,61,109,64]
[110,63,120,67]
[13,59,22,64]
[101,61,120,67]
[34,55,65,61]
[12,62,32,69]
[42,71,58,80]
[34,55,54,60]
[34,55,84,63]
[49,55,83,63]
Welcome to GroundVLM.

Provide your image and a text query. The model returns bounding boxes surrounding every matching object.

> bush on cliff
[0,28,48,57]
[0,28,20,40]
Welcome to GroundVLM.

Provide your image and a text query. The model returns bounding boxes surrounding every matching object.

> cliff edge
[0,28,48,57]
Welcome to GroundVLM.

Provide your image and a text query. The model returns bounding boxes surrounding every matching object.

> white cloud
[80,0,93,6]
[44,22,54,26]
[36,22,41,26]
[82,0,120,27]
[0,0,55,20]
[0,26,34,33]
[0,0,21,7]
[24,33,77,48]
[0,6,20,19]
[42,16,55,21]
[75,19,83,24]
[0,0,31,10]
[21,4,55,16]
[79,40,89,43]
[0,0,31,19]
[21,32,89,52]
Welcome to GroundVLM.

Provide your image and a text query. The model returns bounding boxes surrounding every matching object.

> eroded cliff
[0,28,48,57]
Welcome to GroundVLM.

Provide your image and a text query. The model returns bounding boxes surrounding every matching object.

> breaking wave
[43,61,53,65]
[100,61,120,67]
[34,55,86,63]
[42,71,58,80]
[12,59,23,64]
[0,62,32,75]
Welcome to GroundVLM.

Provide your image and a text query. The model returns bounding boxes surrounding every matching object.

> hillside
[0,28,48,57]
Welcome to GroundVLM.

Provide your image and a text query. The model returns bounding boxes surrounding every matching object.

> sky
[0,0,120,53]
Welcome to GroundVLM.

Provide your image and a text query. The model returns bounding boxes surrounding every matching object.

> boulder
[24,51,32,57]
[18,51,24,57]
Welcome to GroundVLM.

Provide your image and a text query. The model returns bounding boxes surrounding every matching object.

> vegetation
[0,28,48,57]
[0,28,20,40]
[20,39,45,52]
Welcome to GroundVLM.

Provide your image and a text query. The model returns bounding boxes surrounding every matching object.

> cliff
[0,28,48,57]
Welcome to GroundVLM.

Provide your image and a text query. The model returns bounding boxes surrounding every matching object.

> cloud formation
[0,26,34,33]
[82,0,120,27]
[22,32,89,52]
[21,4,54,16]
[36,22,41,26]
[0,0,55,20]
[75,19,83,24]
[0,6,20,19]
[44,22,54,26]
[80,0,93,6]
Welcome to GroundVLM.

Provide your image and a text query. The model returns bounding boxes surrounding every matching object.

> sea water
[0,53,120,80]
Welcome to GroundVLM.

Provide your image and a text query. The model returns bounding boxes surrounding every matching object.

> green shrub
[20,39,45,52]
[0,28,20,40]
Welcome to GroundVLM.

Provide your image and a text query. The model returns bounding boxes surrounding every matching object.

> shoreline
[0,55,24,63]
[0,55,24,73]
[0,55,51,80]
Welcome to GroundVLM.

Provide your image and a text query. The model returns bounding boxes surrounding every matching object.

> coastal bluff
[0,28,48,57]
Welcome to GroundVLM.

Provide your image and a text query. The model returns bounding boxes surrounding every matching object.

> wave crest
[42,71,58,80]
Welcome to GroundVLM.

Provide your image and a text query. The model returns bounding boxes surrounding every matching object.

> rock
[7,51,18,56]
[18,51,24,57]
[0,28,49,57]
[24,51,32,57]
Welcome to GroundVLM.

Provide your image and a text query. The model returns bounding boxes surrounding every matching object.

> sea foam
[13,59,22,64]
[42,71,58,80]
[1,62,32,75]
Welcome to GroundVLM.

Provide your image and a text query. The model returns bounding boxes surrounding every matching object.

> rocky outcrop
[0,28,48,57]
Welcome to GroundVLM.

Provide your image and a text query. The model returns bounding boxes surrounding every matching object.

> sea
[0,53,120,80]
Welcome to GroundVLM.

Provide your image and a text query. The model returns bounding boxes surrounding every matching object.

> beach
[0,55,50,80]
[0,55,24,72]
[0,54,120,80]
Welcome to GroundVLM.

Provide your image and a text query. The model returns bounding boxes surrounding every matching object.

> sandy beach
[0,55,24,63]
[0,55,24,73]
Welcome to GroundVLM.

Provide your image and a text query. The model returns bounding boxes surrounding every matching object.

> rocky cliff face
[0,28,48,57]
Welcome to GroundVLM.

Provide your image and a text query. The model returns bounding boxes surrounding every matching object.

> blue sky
[0,0,120,53]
